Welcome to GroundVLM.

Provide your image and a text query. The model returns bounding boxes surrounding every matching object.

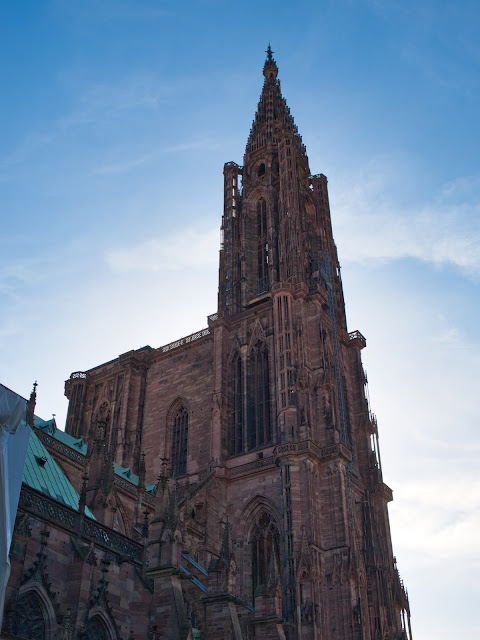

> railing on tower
[348,330,366,348]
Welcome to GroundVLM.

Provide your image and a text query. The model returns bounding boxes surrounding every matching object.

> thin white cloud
[92,153,153,175]
[392,474,480,561]
[58,77,162,130]
[431,327,461,344]
[105,226,220,273]
[332,163,480,277]
[0,319,21,346]
[163,137,222,153]
[53,0,175,21]
[0,132,55,171]
[0,76,165,178]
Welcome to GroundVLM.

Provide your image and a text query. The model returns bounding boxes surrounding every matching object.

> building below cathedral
[1,48,412,640]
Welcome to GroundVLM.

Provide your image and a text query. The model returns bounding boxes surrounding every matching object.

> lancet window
[247,342,271,450]
[229,353,244,456]
[171,404,189,477]
[257,198,269,293]
[276,295,295,409]
[250,511,280,602]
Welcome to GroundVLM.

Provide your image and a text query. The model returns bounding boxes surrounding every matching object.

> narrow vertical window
[250,512,280,603]
[229,354,244,455]
[257,199,269,293]
[247,342,271,450]
[171,404,188,476]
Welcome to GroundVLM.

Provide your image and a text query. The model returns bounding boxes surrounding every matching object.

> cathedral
[2,48,412,640]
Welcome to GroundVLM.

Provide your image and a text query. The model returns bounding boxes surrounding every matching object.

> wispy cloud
[401,42,476,92]
[163,137,222,153]
[0,319,21,347]
[392,474,480,559]
[53,0,175,21]
[332,162,480,278]
[0,132,55,171]
[105,226,219,273]
[92,153,153,175]
[0,76,166,177]
[431,326,461,345]
[58,76,162,130]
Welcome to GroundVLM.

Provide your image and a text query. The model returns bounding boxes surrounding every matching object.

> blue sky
[1,1,479,637]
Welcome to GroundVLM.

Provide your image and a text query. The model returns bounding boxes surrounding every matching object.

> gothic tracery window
[171,403,189,477]
[247,342,271,450]
[250,511,280,602]
[257,198,269,293]
[229,353,244,456]
[8,591,46,640]
[85,616,110,640]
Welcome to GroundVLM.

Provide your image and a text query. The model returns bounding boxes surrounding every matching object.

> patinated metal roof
[22,426,95,518]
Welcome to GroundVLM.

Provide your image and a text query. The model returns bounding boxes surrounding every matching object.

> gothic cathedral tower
[210,47,412,639]
[62,48,412,640]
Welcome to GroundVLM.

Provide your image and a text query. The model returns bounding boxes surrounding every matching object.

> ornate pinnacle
[263,44,278,79]
[141,509,150,538]
[26,380,38,428]
[79,474,88,514]
[138,451,146,487]
[219,517,232,564]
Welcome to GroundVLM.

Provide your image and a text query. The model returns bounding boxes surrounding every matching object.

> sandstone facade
[2,48,412,640]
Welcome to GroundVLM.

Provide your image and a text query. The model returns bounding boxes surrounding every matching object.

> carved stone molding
[272,440,352,465]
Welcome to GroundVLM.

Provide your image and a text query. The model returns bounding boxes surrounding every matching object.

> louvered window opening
[257,199,269,293]
[229,354,244,456]
[172,405,189,477]
[277,295,295,409]
[247,344,271,450]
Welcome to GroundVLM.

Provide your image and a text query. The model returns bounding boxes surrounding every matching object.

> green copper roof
[30,413,155,494]
[113,462,156,494]
[22,427,94,519]
[35,416,88,455]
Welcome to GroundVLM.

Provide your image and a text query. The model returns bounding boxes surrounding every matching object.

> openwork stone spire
[245,46,303,156]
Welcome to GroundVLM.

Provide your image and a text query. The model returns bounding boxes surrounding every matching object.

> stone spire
[208,517,238,597]
[245,46,303,157]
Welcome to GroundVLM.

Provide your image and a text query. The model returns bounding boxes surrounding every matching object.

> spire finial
[263,44,278,79]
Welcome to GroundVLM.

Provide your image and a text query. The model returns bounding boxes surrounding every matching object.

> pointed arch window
[247,342,271,450]
[171,404,189,477]
[85,616,111,640]
[257,199,269,293]
[229,353,244,456]
[8,591,47,640]
[250,511,280,602]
